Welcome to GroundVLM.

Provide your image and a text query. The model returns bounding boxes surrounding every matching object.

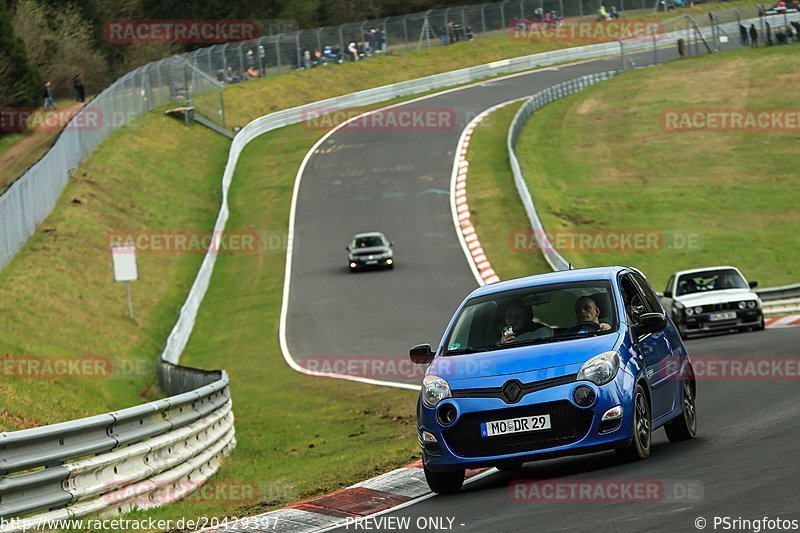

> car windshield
[444,280,617,354]
[353,236,384,248]
[676,268,747,296]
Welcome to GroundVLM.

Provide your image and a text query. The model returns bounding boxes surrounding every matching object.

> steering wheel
[565,321,601,335]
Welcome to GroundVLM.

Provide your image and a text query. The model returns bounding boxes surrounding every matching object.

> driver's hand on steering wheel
[598,322,611,331]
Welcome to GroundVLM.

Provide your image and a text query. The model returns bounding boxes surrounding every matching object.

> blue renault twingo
[410,267,696,494]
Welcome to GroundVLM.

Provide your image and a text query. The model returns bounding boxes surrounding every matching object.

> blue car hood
[430,333,620,383]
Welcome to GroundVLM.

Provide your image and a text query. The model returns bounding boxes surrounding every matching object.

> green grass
[130,117,419,527]
[466,102,552,280]
[194,1,760,129]
[201,36,586,127]
[0,130,56,193]
[0,132,31,153]
[510,46,799,290]
[0,100,87,192]
[0,115,230,429]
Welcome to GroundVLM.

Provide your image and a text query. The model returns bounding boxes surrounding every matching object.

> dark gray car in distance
[347,232,394,272]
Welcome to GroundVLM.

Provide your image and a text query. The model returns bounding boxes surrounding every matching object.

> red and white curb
[202,462,493,532]
[450,99,526,287]
[765,314,800,328]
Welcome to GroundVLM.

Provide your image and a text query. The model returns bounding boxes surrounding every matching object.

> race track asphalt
[282,40,797,532]
[285,47,690,384]
[377,327,800,532]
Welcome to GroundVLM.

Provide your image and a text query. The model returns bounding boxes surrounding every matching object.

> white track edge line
[277,61,606,390]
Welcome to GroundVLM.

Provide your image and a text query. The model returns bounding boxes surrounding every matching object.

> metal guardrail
[0,362,235,531]
[507,27,800,300]
[2,9,796,530]
[507,71,619,271]
[756,284,800,301]
[0,27,695,532]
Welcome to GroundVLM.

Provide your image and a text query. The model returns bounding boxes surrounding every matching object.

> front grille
[700,302,737,312]
[452,374,577,404]
[442,401,593,458]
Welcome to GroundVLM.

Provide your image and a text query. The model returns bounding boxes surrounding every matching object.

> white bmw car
[661,266,764,339]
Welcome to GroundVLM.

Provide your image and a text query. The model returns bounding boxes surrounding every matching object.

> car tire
[677,326,689,340]
[754,317,765,331]
[495,462,523,472]
[665,374,697,442]
[423,464,465,495]
[617,383,651,461]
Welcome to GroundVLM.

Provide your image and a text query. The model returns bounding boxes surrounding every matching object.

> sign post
[111,243,138,319]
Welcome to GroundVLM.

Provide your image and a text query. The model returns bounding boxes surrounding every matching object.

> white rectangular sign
[111,244,138,282]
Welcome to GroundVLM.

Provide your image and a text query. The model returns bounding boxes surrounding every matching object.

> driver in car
[574,295,611,332]
[500,303,552,344]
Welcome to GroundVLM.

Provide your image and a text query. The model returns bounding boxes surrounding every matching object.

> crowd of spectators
[740,20,800,46]
[215,28,391,84]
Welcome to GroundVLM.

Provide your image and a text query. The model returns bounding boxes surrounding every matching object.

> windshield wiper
[509,331,602,348]
[445,346,495,355]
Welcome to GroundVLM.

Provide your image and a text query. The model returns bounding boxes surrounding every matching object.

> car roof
[674,266,743,278]
[352,232,386,239]
[468,266,630,298]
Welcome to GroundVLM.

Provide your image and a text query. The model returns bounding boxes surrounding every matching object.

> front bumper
[679,308,763,334]
[349,257,393,269]
[417,372,636,472]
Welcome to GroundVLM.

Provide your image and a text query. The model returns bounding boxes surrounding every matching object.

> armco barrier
[0,13,727,275]
[1,10,795,530]
[507,66,800,305]
[0,362,234,531]
[507,70,618,272]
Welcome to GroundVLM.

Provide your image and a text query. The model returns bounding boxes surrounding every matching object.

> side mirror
[345,245,351,251]
[663,290,672,298]
[390,241,395,247]
[638,312,667,334]
[410,343,435,365]
[749,280,758,289]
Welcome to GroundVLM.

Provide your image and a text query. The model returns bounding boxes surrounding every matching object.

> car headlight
[747,300,758,309]
[577,351,619,386]
[684,305,694,316]
[422,375,451,408]
[694,306,703,314]
[738,301,747,309]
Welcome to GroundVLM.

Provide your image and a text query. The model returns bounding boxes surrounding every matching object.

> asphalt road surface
[283,39,796,533]
[374,327,800,532]
[285,46,698,385]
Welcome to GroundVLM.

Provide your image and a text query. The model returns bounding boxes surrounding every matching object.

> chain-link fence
[1,0,794,274]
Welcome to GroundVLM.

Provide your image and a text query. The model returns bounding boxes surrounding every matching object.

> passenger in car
[575,296,611,331]
[500,303,552,344]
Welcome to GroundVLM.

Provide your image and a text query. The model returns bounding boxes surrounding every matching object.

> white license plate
[481,414,551,437]
[365,260,378,265]
[708,311,736,321]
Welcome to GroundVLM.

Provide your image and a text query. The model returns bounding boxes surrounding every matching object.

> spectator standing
[43,81,55,110]
[749,24,758,47]
[73,73,85,102]
[258,44,266,75]
[739,24,749,45]
[765,22,773,45]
